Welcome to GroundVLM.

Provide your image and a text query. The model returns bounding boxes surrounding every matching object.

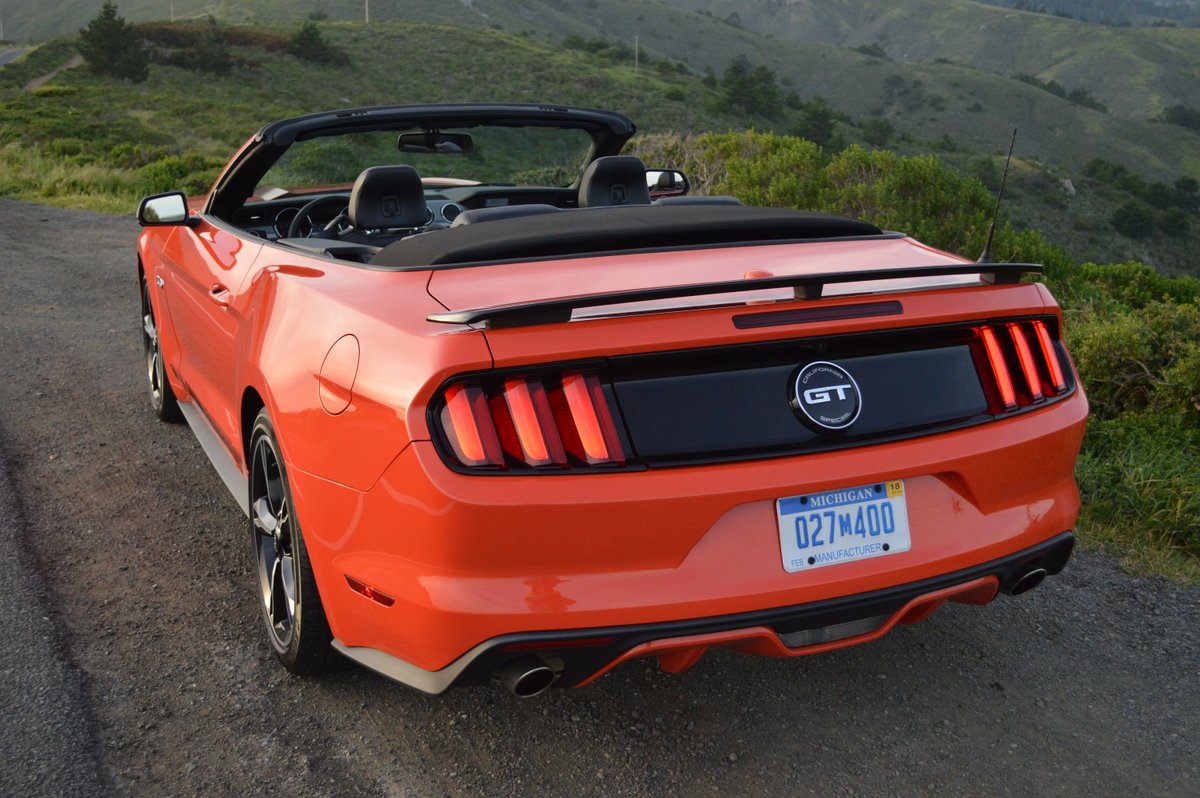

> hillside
[664,0,1200,120]
[4,2,1200,173]
[2,8,1199,273]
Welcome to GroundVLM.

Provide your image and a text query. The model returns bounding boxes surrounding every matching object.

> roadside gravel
[0,198,1195,797]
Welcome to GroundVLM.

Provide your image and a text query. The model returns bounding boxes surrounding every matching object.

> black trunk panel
[611,330,991,465]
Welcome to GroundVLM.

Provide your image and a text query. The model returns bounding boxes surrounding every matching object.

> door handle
[208,284,231,306]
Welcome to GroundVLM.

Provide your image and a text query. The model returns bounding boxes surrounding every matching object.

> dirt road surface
[0,198,1196,797]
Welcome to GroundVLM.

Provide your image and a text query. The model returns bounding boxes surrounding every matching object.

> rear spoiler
[426,262,1043,329]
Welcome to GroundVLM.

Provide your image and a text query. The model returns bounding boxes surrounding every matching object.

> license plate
[776,480,911,573]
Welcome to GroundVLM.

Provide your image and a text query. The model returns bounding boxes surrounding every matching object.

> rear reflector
[345,576,396,607]
[436,369,629,471]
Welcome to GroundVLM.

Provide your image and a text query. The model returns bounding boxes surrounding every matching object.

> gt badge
[793,361,862,431]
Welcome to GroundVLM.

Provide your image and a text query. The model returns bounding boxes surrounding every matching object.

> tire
[249,409,333,675]
[140,274,181,422]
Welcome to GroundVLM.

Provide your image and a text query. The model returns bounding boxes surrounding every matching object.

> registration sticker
[776,480,911,573]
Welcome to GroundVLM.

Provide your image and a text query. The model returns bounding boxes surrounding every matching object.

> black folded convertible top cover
[370,205,883,269]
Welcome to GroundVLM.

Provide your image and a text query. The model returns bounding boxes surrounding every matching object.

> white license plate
[776,480,911,573]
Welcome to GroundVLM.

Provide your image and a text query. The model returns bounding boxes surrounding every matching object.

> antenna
[978,128,1017,264]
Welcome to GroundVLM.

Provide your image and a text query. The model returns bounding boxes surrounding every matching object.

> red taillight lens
[503,377,566,467]
[980,326,1018,412]
[436,370,629,471]
[560,372,625,465]
[441,383,505,467]
[1008,323,1044,403]
[977,319,1068,415]
[1033,320,1068,393]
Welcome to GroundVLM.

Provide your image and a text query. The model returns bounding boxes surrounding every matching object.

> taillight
[1033,320,1068,393]
[975,320,1069,414]
[980,326,1017,412]
[435,369,629,471]
[441,383,504,467]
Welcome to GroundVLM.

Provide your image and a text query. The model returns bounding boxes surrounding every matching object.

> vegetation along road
[0,197,1195,796]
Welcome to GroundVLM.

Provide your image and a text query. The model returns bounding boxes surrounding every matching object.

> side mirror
[646,169,690,198]
[137,192,197,227]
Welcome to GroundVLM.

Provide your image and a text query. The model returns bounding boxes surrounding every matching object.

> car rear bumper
[290,388,1086,683]
[332,531,1074,694]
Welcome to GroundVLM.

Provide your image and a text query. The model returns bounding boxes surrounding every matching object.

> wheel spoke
[269,557,289,631]
[142,312,157,343]
[280,553,296,620]
[257,536,275,605]
[252,496,277,535]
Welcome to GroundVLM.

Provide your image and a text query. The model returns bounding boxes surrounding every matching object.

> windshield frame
[205,104,637,219]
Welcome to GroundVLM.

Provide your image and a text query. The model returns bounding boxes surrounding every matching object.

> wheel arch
[241,386,266,469]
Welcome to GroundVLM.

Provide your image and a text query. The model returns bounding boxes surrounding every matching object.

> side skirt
[178,400,249,517]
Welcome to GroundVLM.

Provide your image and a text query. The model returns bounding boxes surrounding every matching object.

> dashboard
[229,186,579,241]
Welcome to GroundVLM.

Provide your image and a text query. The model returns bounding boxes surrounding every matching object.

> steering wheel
[287,195,350,239]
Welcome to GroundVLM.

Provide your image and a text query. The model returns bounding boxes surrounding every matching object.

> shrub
[138,155,220,195]
[31,85,78,98]
[1110,200,1156,238]
[1068,297,1200,418]
[288,21,349,66]
[860,118,893,147]
[78,1,149,82]
[1077,413,1200,554]
[1159,207,1192,237]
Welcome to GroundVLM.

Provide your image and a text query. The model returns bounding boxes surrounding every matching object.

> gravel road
[0,198,1196,797]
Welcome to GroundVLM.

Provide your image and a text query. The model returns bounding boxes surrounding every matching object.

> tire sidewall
[250,410,310,663]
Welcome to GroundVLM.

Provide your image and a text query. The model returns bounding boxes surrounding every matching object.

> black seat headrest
[349,165,429,229]
[578,156,652,208]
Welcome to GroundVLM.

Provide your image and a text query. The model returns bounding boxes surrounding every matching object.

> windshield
[259,126,595,193]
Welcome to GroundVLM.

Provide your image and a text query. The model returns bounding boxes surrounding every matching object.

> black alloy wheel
[249,409,333,674]
[140,274,181,422]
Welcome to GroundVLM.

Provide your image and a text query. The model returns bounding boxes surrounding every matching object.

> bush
[1110,200,1156,238]
[78,1,149,82]
[1068,297,1200,418]
[138,155,220,195]
[860,118,893,147]
[287,21,349,66]
[1077,412,1200,554]
[1160,207,1191,237]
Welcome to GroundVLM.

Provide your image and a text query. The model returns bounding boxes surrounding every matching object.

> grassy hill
[663,0,1200,120]
[2,12,1199,274]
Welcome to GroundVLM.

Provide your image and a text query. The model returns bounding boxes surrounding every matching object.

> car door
[160,216,263,452]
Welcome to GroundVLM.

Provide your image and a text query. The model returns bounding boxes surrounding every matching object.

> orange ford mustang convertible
[136,104,1087,697]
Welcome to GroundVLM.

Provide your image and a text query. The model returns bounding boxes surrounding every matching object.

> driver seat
[348,165,430,234]
[577,156,652,208]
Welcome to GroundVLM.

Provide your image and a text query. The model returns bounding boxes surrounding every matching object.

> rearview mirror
[397,131,475,154]
[647,169,689,197]
[137,191,195,227]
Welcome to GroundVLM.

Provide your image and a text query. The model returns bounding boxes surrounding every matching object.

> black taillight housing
[432,368,632,472]
[975,319,1070,415]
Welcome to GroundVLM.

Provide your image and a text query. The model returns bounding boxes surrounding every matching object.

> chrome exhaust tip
[496,656,556,698]
[1007,567,1047,596]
